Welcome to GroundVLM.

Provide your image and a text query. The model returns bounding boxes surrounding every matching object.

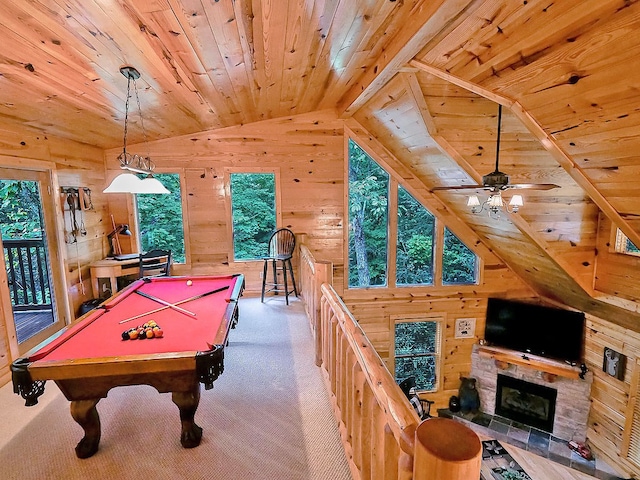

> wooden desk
[89,256,140,298]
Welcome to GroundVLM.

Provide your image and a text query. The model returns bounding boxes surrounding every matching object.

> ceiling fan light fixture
[509,194,524,209]
[467,191,524,218]
[467,195,480,208]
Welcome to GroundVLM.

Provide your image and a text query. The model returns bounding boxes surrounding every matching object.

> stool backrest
[268,228,295,258]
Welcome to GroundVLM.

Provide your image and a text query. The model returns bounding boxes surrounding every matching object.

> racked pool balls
[122,323,163,341]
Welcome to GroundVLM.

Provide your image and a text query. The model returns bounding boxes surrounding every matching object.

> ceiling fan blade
[432,184,486,191]
[507,183,561,190]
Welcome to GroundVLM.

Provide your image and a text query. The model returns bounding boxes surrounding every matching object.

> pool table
[11,274,244,458]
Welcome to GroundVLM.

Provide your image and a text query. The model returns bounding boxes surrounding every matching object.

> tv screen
[484,298,585,364]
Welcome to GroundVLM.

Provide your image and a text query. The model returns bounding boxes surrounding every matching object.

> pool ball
[186,280,193,286]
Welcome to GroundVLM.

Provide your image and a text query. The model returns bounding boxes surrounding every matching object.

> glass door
[0,168,66,354]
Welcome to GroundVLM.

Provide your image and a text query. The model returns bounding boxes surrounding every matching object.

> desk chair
[139,249,172,278]
[260,228,298,305]
[398,376,434,420]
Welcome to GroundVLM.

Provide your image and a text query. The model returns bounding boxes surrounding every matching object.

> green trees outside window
[397,186,435,285]
[347,138,478,289]
[348,140,388,287]
[394,320,440,391]
[136,173,185,262]
[443,227,478,284]
[0,180,42,239]
[230,173,276,260]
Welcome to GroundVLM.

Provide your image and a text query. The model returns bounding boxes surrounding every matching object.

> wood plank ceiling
[1,0,640,323]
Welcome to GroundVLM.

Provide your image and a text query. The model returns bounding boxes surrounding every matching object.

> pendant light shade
[103,66,169,195]
[103,173,143,193]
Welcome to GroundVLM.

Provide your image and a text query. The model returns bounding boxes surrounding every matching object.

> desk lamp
[107,224,132,257]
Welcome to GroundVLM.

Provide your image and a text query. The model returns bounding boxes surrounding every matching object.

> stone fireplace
[471,345,593,441]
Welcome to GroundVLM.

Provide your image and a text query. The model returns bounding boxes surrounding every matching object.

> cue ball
[186,280,193,286]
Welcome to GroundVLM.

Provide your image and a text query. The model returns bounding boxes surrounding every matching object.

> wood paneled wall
[584,314,640,477]
[342,283,534,408]
[104,110,346,294]
[595,213,640,303]
[0,120,109,381]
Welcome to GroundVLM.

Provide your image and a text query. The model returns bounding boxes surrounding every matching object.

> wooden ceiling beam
[401,72,595,296]
[409,58,640,255]
[337,0,478,118]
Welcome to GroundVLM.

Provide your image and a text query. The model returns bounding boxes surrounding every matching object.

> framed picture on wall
[455,318,476,339]
[603,347,626,380]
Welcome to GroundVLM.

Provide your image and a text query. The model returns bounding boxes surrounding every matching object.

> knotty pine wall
[584,314,640,477]
[0,121,110,383]
[104,110,346,295]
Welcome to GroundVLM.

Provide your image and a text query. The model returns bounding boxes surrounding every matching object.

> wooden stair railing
[320,284,419,480]
[297,239,481,480]
[299,243,332,366]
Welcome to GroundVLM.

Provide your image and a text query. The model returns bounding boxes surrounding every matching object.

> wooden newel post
[413,418,481,480]
[314,261,332,367]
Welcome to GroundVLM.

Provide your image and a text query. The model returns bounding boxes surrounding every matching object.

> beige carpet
[0,297,352,480]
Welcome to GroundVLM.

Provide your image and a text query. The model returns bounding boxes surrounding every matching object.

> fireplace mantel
[471,344,593,441]
[477,345,585,381]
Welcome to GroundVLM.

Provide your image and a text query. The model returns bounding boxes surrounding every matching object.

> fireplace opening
[495,374,557,432]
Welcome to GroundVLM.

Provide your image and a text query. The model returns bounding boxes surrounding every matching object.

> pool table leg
[70,398,101,459]
[172,385,202,448]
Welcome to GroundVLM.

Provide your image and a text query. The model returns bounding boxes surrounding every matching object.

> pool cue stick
[118,285,230,324]
[110,215,122,255]
[134,290,196,317]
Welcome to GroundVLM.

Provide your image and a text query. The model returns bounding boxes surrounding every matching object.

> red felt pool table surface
[31,274,242,362]
[11,274,245,458]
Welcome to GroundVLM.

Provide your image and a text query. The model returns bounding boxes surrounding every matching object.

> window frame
[390,314,443,393]
[614,228,640,257]
[224,167,282,263]
[133,170,190,266]
[345,136,481,290]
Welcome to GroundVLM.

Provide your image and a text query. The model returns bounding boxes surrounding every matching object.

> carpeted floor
[0,297,352,480]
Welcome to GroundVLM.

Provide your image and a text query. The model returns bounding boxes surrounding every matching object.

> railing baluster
[6,247,19,302]
[25,245,37,304]
[35,245,50,303]
[2,238,52,310]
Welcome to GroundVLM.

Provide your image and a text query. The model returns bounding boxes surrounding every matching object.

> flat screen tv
[484,298,585,364]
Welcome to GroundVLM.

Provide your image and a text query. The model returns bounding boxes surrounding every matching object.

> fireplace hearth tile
[507,425,530,444]
[527,430,550,456]
[548,438,572,459]
[489,418,511,435]
[548,451,572,467]
[438,408,630,479]
[471,412,492,427]
[571,454,596,476]
[511,421,529,430]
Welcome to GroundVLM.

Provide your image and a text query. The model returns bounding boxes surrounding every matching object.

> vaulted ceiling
[2,0,640,323]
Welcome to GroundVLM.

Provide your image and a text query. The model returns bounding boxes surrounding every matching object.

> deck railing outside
[3,238,52,311]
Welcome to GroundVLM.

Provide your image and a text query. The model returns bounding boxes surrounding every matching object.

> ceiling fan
[432,105,560,193]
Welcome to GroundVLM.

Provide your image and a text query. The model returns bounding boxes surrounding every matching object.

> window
[396,185,434,285]
[615,228,640,256]
[230,173,276,260]
[347,138,479,289]
[348,139,389,287]
[136,173,185,262]
[393,317,441,392]
[442,227,478,284]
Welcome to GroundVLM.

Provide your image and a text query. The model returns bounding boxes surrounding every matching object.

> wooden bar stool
[261,228,298,305]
